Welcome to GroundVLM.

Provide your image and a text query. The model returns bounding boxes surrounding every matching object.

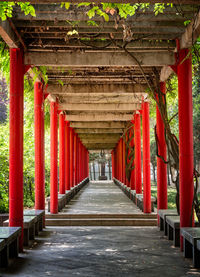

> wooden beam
[25,51,175,67]
[65,113,133,122]
[79,133,120,139]
[70,121,127,129]
[59,103,141,112]
[10,0,199,3]
[59,93,144,104]
[180,10,200,49]
[83,143,116,150]
[0,20,19,48]
[75,128,123,134]
[47,84,147,94]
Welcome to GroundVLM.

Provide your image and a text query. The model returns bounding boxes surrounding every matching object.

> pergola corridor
[0,0,200,273]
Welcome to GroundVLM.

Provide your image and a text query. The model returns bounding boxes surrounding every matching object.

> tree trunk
[89,163,92,180]
[152,165,156,182]
[167,164,171,186]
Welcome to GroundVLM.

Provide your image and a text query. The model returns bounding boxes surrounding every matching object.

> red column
[119,138,123,182]
[130,125,135,190]
[78,138,81,183]
[70,127,74,187]
[135,112,142,194]
[65,121,70,191]
[9,48,24,251]
[142,101,151,213]
[50,101,58,214]
[74,133,77,186]
[111,150,115,179]
[156,82,168,219]
[178,49,194,248]
[34,82,45,211]
[59,113,65,194]
[122,137,126,184]
[77,137,79,184]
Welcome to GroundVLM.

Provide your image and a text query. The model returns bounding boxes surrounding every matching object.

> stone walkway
[1,181,200,276]
[63,180,141,214]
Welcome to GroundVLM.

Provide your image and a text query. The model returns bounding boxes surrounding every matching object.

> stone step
[45,218,157,226]
[46,213,157,219]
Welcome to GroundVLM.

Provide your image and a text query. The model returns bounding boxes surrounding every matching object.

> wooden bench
[158,209,178,235]
[165,215,180,247]
[180,227,200,268]
[136,194,156,212]
[0,227,21,267]
[4,216,36,246]
[24,209,45,234]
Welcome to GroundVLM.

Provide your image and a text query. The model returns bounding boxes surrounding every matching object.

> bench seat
[166,215,180,247]
[3,216,36,246]
[181,227,200,268]
[136,194,156,212]
[24,209,45,233]
[0,227,21,267]
[158,209,178,234]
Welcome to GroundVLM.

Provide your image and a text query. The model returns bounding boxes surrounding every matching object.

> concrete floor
[1,181,200,276]
[63,181,141,214]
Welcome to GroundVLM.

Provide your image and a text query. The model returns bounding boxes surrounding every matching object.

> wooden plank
[25,51,175,67]
[81,138,120,143]
[75,128,123,134]
[47,84,147,94]
[79,133,120,140]
[58,103,141,112]
[65,113,133,122]
[180,10,200,49]
[83,143,117,150]
[0,20,19,48]
[59,93,144,104]
[160,65,174,82]
[70,122,127,129]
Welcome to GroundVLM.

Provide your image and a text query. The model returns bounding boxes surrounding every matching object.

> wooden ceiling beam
[75,128,123,134]
[47,83,147,94]
[70,121,128,129]
[58,103,141,112]
[65,112,133,122]
[0,20,20,48]
[25,51,175,67]
[10,1,200,4]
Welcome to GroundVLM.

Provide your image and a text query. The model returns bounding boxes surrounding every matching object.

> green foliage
[0,2,35,21]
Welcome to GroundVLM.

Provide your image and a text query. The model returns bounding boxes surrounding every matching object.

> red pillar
[135,112,142,194]
[59,113,65,194]
[34,82,45,212]
[50,101,58,214]
[142,101,151,213]
[111,150,115,179]
[122,137,126,184]
[178,48,194,248]
[74,133,77,186]
[130,125,135,190]
[9,48,24,251]
[78,138,81,183]
[65,121,70,191]
[119,138,123,182]
[70,127,74,187]
[156,82,168,218]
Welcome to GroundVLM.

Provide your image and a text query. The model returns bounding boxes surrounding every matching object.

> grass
[151,185,177,210]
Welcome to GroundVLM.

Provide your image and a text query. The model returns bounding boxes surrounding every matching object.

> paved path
[1,181,199,276]
[63,181,141,214]
[1,226,198,277]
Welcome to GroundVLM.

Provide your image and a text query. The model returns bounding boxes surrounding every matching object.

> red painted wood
[156,82,168,221]
[70,127,74,187]
[111,150,115,179]
[65,121,70,190]
[50,101,58,214]
[59,113,65,194]
[135,112,142,194]
[142,102,151,213]
[34,82,45,212]
[9,48,24,251]
[74,133,77,186]
[178,49,194,249]
[130,125,135,190]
